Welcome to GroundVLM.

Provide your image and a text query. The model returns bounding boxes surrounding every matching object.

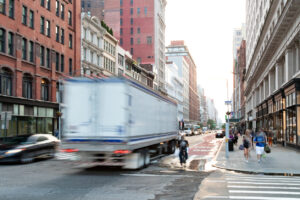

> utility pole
[225,80,231,158]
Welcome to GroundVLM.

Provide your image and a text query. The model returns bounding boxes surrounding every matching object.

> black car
[215,130,225,138]
[0,134,60,163]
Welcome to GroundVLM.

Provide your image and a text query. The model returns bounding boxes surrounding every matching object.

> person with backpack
[178,136,189,167]
[253,128,267,163]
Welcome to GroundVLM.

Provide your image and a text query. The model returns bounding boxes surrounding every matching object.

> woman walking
[243,129,252,162]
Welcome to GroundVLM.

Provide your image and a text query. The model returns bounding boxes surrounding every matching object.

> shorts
[256,146,264,155]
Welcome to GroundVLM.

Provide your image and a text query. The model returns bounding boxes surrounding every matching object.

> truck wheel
[168,141,176,154]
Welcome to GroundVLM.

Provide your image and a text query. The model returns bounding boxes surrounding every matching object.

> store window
[0,68,12,96]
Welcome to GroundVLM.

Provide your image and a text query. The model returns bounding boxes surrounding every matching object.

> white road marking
[227,181,300,186]
[202,196,229,199]
[228,185,300,190]
[229,190,300,195]
[226,175,300,180]
[226,178,300,183]
[205,180,227,183]
[229,196,300,200]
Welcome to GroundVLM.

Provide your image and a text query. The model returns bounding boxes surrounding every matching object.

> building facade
[165,61,184,121]
[0,0,81,139]
[198,85,208,126]
[83,0,166,92]
[245,0,300,148]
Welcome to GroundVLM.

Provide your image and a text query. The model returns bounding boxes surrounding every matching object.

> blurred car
[183,127,192,136]
[0,134,60,163]
[215,130,225,138]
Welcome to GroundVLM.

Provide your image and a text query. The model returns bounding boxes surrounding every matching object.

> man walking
[253,128,267,163]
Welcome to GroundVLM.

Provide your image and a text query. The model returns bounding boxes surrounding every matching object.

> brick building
[0,0,81,138]
[83,0,167,92]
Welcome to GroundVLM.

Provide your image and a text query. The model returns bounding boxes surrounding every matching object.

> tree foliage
[207,119,216,130]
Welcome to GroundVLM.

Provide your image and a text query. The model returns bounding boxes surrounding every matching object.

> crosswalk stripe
[226,178,300,183]
[227,181,300,186]
[226,175,300,180]
[228,196,300,200]
[228,185,300,190]
[229,190,300,195]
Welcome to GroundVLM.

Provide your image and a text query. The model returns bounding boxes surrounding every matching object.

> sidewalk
[213,137,300,175]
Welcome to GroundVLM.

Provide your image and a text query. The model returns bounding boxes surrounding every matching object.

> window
[130,27,133,35]
[60,3,64,19]
[120,8,123,16]
[29,41,34,62]
[60,54,64,72]
[8,32,13,56]
[87,2,90,7]
[137,7,140,14]
[90,32,94,43]
[55,52,59,71]
[46,0,50,10]
[144,7,147,15]
[8,0,14,18]
[147,36,152,44]
[120,28,123,35]
[46,48,50,68]
[69,34,72,49]
[22,6,27,25]
[130,38,133,45]
[120,38,123,46]
[0,0,5,14]
[0,28,5,53]
[81,1,84,8]
[41,79,49,101]
[130,48,133,55]
[41,0,44,7]
[46,20,50,36]
[83,48,86,60]
[130,0,133,5]
[118,54,124,66]
[69,58,72,75]
[40,46,45,66]
[120,18,123,25]
[60,28,64,44]
[22,38,27,60]
[0,68,12,96]
[137,38,140,44]
[130,18,133,25]
[55,0,59,16]
[130,8,133,15]
[29,10,34,28]
[40,16,45,34]
[97,55,100,66]
[68,10,72,25]
[120,0,122,6]
[137,57,141,63]
[22,74,32,99]
[137,27,140,34]
[56,25,59,42]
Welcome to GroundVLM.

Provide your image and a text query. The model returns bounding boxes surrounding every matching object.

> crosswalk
[200,173,300,200]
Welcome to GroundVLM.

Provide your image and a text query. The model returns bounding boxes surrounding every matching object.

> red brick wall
[0,0,81,102]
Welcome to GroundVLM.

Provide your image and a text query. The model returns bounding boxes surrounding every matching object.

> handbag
[264,145,271,153]
[239,144,244,150]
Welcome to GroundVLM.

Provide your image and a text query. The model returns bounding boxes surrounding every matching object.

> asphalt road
[0,134,212,200]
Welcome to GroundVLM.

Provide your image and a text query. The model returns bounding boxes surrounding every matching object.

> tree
[207,119,216,130]
[221,123,226,130]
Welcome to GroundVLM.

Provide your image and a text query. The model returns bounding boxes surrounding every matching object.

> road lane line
[229,196,300,200]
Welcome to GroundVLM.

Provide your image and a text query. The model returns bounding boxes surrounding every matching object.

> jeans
[179,149,188,164]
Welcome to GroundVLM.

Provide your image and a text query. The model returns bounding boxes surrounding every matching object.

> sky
[165,0,246,123]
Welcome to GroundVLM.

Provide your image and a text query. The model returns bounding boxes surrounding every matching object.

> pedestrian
[267,129,273,147]
[250,129,255,147]
[178,136,189,167]
[253,128,267,163]
[233,130,239,145]
[243,129,252,162]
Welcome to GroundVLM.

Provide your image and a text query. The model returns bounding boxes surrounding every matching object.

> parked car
[0,134,60,163]
[215,130,225,138]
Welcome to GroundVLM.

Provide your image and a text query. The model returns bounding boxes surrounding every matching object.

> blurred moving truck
[62,78,178,169]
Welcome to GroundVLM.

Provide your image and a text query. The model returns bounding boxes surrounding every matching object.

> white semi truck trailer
[62,78,179,169]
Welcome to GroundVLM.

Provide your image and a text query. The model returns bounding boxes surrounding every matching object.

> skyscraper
[84,0,167,91]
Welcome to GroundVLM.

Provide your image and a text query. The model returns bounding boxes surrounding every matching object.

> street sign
[225,101,232,105]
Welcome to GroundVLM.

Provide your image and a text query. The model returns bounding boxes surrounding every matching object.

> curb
[212,164,300,176]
